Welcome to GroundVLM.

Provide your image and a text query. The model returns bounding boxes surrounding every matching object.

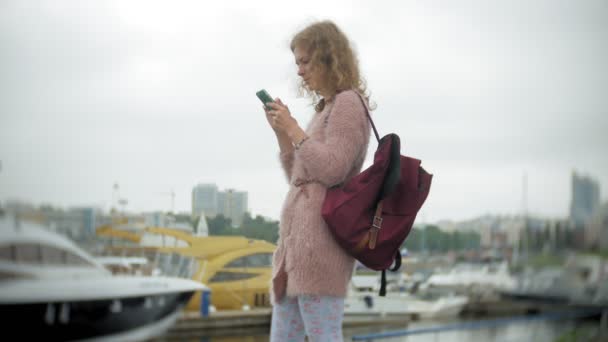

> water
[153,318,601,342]
[346,319,597,342]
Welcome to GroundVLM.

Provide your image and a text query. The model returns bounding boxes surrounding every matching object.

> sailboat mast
[523,172,528,260]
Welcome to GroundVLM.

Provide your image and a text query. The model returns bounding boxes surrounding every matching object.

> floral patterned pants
[270,295,345,342]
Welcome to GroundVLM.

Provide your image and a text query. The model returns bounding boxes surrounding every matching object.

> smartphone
[256,89,274,109]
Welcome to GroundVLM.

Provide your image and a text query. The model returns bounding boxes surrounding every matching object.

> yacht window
[65,252,91,266]
[41,245,65,264]
[209,271,258,283]
[225,257,246,268]
[15,243,42,263]
[0,245,15,261]
[225,253,273,268]
[0,270,32,280]
[41,246,92,266]
[246,253,272,267]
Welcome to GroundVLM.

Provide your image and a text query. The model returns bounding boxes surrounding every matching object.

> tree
[205,213,280,244]
[207,215,233,235]
[402,226,480,253]
[403,228,421,252]
[240,213,279,243]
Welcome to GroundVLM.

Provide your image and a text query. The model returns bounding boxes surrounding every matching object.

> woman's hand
[265,98,296,134]
[264,98,308,147]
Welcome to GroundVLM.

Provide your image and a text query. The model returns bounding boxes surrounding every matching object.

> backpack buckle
[372,216,383,229]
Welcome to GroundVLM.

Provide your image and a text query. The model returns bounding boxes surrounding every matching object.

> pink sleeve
[295,90,369,186]
[278,150,294,182]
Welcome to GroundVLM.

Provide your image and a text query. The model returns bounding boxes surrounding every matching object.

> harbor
[2,207,608,341]
[2,208,608,341]
[3,1,608,341]
[150,303,605,341]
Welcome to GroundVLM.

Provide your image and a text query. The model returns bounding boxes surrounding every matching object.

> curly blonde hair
[290,20,373,113]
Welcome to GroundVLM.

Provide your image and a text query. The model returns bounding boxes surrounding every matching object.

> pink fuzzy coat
[271,89,372,303]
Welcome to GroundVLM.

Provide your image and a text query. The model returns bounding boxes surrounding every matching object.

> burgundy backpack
[321,94,433,296]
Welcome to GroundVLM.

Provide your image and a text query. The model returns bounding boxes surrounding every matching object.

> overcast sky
[1,0,607,223]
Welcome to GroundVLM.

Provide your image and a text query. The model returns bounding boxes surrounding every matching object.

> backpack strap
[379,270,387,296]
[353,91,381,143]
[378,251,403,297]
[390,250,402,272]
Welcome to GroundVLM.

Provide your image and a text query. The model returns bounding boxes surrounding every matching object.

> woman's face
[294,45,323,94]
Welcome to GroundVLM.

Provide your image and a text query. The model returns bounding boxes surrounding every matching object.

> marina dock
[158,309,412,340]
[152,298,608,341]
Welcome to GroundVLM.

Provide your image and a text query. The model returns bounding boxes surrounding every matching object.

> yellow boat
[96,224,275,311]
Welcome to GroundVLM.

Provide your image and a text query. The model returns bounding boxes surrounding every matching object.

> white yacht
[346,276,468,319]
[345,292,468,319]
[0,217,206,341]
[424,261,516,291]
[501,254,608,306]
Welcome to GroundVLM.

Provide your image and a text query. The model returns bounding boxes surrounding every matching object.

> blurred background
[1,1,607,341]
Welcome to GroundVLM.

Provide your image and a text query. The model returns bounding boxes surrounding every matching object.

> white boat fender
[45,303,55,325]
[59,303,70,324]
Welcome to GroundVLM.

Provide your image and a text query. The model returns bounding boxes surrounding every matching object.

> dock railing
[352,309,606,341]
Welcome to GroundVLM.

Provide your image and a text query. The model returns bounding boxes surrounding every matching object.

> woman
[263,20,373,341]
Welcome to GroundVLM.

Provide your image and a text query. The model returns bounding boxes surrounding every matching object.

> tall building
[570,171,600,226]
[191,184,248,227]
[192,184,219,218]
[218,189,248,227]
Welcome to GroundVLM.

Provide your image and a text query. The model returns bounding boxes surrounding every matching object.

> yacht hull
[0,291,195,341]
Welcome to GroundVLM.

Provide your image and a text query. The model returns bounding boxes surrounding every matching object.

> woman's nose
[297,67,305,77]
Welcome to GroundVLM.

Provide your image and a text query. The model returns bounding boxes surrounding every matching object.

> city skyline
[1,1,607,223]
[2,173,603,224]
[192,183,248,226]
